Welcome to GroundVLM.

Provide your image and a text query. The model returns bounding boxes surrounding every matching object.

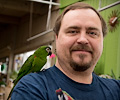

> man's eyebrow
[66,26,81,30]
[87,27,100,32]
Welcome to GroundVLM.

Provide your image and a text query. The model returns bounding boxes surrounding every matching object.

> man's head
[54,2,107,72]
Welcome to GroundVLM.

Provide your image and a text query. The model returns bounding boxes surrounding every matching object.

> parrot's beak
[48,51,52,56]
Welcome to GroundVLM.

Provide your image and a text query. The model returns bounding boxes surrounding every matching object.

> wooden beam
[0,47,10,58]
[0,1,30,12]
[0,0,48,15]
[0,14,20,24]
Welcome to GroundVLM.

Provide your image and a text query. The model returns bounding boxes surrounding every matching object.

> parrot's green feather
[7,46,51,100]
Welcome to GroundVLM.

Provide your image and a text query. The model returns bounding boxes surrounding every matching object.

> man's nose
[77,32,89,44]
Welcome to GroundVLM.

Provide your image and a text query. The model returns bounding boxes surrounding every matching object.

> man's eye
[88,32,98,36]
[89,32,96,35]
[87,31,100,38]
[69,30,79,34]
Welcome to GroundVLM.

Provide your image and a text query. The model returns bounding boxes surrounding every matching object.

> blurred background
[0,0,120,100]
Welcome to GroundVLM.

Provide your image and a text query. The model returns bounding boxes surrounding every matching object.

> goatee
[69,44,93,72]
[69,56,92,72]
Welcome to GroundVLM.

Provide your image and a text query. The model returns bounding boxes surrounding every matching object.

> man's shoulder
[22,66,55,82]
[14,66,55,94]
[94,73,120,88]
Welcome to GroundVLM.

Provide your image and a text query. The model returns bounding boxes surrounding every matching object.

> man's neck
[55,61,93,84]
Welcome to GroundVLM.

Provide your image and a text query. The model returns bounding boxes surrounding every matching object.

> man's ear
[56,34,58,39]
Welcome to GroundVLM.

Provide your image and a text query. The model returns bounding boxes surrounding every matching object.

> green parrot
[7,45,52,100]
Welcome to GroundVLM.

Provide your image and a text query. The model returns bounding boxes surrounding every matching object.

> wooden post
[6,50,14,85]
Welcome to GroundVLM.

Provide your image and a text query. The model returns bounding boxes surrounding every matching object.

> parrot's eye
[46,47,52,56]
[46,47,51,51]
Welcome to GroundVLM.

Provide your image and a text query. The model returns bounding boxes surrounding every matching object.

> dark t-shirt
[11,65,120,100]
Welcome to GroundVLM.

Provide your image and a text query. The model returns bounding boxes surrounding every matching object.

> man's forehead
[62,9,100,21]
[61,9,102,27]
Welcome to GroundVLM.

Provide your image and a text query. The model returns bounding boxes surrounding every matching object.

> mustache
[70,44,93,54]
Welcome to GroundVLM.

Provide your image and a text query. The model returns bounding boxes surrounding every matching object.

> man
[11,2,120,100]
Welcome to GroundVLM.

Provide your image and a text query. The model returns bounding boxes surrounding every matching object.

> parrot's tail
[7,72,27,100]
[7,79,20,100]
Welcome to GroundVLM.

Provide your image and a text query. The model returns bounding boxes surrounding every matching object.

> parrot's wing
[17,55,34,77]
[29,57,47,73]
[13,55,34,86]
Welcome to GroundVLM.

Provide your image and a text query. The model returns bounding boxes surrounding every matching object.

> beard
[69,44,95,72]
[69,54,93,72]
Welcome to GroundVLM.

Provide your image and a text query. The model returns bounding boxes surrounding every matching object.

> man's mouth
[70,45,93,55]
[72,49,92,54]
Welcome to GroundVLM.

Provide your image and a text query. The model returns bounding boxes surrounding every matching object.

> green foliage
[0,81,6,86]
[111,69,116,79]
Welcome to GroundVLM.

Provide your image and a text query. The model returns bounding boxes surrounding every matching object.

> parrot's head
[34,46,52,58]
[45,47,52,56]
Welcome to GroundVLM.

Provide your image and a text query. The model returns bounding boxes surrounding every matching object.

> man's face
[56,9,103,72]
